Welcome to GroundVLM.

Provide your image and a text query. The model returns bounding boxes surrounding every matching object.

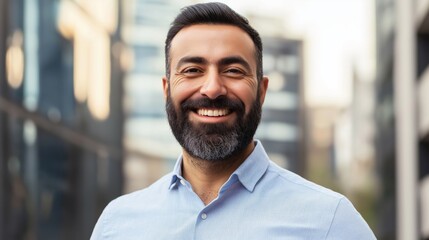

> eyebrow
[176,56,207,70]
[175,55,252,72]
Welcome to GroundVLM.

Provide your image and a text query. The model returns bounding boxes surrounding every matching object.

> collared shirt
[91,141,376,240]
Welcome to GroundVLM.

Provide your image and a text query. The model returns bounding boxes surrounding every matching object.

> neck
[181,141,255,205]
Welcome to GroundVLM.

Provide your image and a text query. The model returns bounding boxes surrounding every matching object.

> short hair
[165,2,263,82]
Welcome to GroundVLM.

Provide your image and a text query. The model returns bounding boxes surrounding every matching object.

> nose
[200,71,227,99]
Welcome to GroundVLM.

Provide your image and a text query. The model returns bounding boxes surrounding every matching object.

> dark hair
[165,2,263,81]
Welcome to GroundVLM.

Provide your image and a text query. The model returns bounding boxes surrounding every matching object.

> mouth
[196,108,230,117]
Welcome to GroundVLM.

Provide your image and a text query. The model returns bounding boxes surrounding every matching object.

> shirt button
[180,179,186,186]
[201,213,207,220]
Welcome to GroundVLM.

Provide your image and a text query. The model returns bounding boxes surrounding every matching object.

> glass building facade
[0,0,124,239]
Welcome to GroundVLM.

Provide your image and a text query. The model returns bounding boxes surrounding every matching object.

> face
[163,24,268,161]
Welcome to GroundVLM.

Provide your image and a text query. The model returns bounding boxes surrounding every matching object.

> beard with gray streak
[166,89,262,162]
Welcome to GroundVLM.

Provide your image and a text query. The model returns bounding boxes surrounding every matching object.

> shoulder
[259,161,345,220]
[110,172,173,208]
[98,172,173,223]
[90,173,174,239]
[265,161,344,201]
[262,162,375,239]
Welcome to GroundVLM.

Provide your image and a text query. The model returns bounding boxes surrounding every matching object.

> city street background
[0,0,428,239]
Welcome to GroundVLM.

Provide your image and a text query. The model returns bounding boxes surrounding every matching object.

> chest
[104,189,331,240]
[106,214,325,240]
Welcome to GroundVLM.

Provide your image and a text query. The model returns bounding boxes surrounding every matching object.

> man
[91,2,376,239]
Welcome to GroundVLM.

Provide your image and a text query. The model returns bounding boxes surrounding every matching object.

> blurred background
[0,0,428,239]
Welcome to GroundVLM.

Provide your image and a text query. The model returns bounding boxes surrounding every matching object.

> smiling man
[91,2,376,239]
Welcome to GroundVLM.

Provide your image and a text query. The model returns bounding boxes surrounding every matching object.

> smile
[197,108,230,117]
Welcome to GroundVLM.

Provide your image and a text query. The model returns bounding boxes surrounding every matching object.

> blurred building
[417,0,429,238]
[121,0,181,193]
[0,0,124,239]
[256,37,306,174]
[247,14,307,175]
[374,0,396,238]
[375,0,429,238]
[331,68,378,230]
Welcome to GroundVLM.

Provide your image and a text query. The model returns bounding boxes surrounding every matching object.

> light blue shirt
[91,141,376,239]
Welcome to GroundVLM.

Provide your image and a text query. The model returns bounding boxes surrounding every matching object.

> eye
[180,67,204,77]
[184,68,201,73]
[223,68,246,77]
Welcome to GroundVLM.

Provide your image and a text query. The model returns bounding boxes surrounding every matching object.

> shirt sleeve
[325,197,377,240]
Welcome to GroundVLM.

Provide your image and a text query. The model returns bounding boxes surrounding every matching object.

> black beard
[166,90,262,162]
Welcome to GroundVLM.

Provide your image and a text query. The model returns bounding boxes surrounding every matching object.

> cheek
[169,82,199,104]
[228,83,258,114]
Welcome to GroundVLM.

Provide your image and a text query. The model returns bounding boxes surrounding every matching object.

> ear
[162,76,169,100]
[259,76,269,105]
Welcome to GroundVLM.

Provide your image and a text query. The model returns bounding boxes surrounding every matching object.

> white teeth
[197,109,229,117]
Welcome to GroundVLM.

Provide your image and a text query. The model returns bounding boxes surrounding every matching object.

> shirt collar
[231,140,269,192]
[168,140,270,192]
[169,155,184,190]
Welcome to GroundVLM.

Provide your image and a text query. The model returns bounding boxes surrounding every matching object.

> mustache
[181,97,245,113]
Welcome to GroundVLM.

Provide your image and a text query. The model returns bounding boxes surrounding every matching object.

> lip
[190,108,235,124]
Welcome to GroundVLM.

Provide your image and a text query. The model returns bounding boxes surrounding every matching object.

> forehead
[169,24,256,67]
